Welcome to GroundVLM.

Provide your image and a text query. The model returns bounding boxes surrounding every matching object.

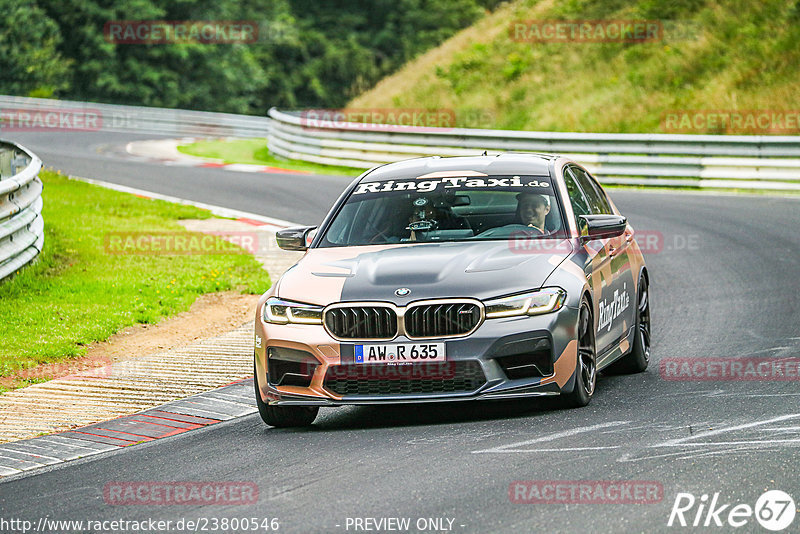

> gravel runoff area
[0,219,302,444]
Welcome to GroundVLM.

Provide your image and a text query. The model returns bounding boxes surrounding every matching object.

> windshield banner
[352,176,553,195]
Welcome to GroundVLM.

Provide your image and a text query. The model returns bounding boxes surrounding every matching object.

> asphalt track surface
[1,131,799,533]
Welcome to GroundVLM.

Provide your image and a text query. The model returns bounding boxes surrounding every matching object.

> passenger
[515,193,551,235]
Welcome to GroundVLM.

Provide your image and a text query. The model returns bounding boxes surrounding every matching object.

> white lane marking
[658,440,800,447]
[481,446,622,453]
[617,446,757,463]
[658,389,726,398]
[471,420,630,454]
[672,448,770,461]
[64,174,300,229]
[703,392,800,398]
[654,413,800,447]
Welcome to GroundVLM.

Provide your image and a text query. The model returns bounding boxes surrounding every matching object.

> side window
[572,167,612,214]
[563,167,591,224]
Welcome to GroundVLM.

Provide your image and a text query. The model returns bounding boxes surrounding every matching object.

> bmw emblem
[395,287,411,297]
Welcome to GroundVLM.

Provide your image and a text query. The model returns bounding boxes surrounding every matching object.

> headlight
[263,297,323,325]
[484,288,566,318]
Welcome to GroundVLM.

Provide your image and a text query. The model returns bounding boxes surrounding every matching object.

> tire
[559,297,596,408]
[254,363,319,428]
[606,274,651,375]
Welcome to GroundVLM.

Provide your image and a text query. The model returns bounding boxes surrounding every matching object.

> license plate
[355,343,446,364]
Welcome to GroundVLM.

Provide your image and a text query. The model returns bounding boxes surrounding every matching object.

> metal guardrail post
[11,154,27,176]
[0,149,12,178]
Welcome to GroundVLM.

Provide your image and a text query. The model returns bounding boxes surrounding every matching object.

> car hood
[278,240,574,305]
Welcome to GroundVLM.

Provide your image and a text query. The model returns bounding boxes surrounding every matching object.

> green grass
[177,138,365,176]
[349,0,800,134]
[0,170,270,381]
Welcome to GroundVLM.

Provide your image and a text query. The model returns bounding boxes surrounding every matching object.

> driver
[516,193,551,234]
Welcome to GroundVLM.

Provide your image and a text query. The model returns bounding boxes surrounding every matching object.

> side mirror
[578,215,627,240]
[276,226,317,251]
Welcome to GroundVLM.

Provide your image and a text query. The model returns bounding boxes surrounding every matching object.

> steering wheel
[364,219,392,244]
[476,224,544,238]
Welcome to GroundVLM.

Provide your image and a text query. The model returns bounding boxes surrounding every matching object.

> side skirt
[596,325,636,371]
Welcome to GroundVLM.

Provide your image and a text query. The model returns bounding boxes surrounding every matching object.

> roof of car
[359,153,557,182]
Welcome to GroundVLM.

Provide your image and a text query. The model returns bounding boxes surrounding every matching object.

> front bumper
[254,305,580,406]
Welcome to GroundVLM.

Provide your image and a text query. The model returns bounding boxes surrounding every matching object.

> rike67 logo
[668,490,796,531]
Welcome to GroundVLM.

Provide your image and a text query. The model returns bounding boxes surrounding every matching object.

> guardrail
[0,141,43,281]
[268,109,800,190]
[0,95,271,138]
[2,97,798,190]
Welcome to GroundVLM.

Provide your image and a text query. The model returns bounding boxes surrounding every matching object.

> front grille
[323,361,486,396]
[325,306,397,339]
[405,302,481,338]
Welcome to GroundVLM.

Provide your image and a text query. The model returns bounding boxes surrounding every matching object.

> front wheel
[254,363,318,428]
[559,298,596,408]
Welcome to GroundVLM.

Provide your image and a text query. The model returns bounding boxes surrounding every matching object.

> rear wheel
[606,274,650,374]
[254,363,318,427]
[559,298,596,408]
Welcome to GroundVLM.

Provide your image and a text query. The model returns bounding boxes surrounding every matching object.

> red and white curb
[125,138,312,175]
[0,379,257,478]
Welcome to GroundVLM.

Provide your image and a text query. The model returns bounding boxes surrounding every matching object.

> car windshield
[318,174,567,247]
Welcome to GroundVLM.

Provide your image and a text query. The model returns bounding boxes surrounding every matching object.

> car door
[563,166,617,354]
[570,166,636,357]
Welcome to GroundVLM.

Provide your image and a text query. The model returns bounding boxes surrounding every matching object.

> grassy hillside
[348,0,800,134]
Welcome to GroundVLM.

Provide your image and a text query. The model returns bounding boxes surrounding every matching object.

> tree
[0,0,70,97]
